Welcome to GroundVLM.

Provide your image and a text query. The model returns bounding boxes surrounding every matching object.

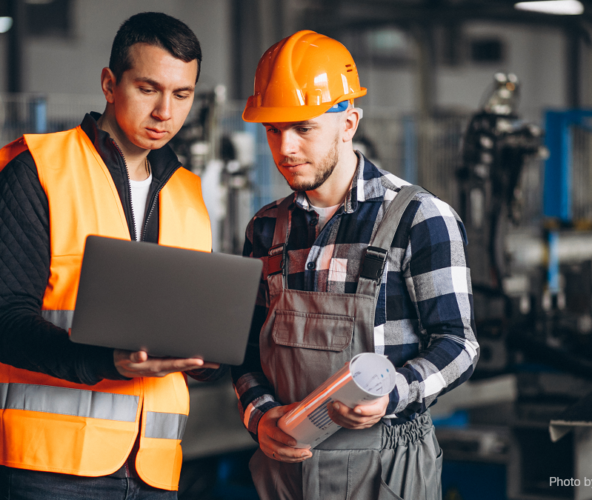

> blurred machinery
[458,72,546,375]
[170,85,255,255]
[446,73,592,500]
[459,73,592,381]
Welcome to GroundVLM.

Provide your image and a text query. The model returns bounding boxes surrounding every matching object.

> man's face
[263,113,341,192]
[107,43,198,150]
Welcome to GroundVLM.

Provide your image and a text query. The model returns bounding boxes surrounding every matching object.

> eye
[265,127,279,135]
[297,127,311,133]
[175,93,191,100]
[139,87,155,95]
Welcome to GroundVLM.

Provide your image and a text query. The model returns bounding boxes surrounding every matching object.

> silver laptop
[70,235,262,365]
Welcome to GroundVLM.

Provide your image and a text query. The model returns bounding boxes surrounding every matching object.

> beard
[279,136,340,192]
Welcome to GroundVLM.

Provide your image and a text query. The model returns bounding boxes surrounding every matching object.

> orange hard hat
[243,30,367,123]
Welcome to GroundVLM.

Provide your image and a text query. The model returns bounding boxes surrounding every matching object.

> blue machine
[543,109,592,293]
[543,109,592,222]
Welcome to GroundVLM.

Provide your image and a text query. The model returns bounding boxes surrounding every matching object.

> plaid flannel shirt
[231,154,479,436]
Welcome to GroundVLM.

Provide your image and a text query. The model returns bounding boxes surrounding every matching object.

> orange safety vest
[0,126,212,490]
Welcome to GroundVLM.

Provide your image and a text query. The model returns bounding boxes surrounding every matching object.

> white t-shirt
[310,202,341,231]
[129,173,152,241]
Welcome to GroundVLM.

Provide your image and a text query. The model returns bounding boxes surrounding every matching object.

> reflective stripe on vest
[0,384,186,440]
[0,383,138,422]
[41,310,74,331]
[145,412,188,440]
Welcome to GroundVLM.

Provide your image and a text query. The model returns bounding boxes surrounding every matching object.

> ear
[100,67,117,104]
[342,107,360,143]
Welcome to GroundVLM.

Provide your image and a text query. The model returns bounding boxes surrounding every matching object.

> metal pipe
[506,231,592,269]
[7,0,24,93]
[566,26,581,109]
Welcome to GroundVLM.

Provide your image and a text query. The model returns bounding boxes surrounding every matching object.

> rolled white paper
[278,353,396,448]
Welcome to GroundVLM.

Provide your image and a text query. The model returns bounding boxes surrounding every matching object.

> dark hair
[109,12,202,83]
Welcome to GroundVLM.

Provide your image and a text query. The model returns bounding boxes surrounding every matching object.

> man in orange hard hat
[232,30,479,499]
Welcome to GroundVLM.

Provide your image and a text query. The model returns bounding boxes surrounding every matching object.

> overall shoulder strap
[267,194,295,288]
[357,185,429,297]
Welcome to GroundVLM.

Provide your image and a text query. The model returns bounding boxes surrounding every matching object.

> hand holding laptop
[114,349,220,378]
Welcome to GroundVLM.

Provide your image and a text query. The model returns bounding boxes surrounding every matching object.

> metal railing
[0,93,106,144]
[572,126,592,224]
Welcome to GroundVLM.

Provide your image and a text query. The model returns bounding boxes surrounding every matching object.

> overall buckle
[360,246,387,281]
[268,244,285,276]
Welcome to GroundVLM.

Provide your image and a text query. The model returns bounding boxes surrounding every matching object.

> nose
[152,94,172,121]
[279,130,298,157]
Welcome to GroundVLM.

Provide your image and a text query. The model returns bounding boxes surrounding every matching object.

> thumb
[283,402,301,414]
[130,351,147,363]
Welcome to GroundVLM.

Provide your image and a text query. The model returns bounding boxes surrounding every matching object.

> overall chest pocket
[267,310,355,403]
[272,310,354,351]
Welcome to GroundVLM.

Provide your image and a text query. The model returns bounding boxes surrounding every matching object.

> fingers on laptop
[114,349,209,377]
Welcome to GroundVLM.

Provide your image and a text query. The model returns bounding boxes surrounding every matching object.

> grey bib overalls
[250,186,443,500]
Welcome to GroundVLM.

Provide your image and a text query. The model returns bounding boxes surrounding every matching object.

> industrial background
[1,0,592,499]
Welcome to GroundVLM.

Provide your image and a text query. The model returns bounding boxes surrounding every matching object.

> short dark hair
[109,12,202,83]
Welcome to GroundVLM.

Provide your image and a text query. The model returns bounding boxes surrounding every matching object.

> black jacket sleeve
[0,151,125,385]
[186,365,229,383]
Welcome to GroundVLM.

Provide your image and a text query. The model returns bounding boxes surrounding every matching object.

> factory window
[341,27,413,67]
[470,38,504,64]
[26,0,72,38]
[367,28,410,57]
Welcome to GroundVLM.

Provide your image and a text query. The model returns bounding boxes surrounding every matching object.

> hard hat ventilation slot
[346,64,353,73]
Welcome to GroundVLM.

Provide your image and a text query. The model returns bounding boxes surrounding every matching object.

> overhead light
[0,17,13,34]
[515,0,584,15]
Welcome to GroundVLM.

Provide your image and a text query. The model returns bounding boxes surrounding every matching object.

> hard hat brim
[242,88,367,123]
[243,103,335,123]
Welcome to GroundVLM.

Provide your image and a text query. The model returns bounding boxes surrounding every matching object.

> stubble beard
[280,136,340,192]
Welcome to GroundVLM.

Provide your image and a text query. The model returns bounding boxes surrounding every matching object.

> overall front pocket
[272,310,354,351]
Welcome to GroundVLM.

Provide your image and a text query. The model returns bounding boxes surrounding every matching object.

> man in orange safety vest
[0,12,222,499]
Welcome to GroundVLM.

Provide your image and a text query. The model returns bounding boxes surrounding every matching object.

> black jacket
[0,113,219,385]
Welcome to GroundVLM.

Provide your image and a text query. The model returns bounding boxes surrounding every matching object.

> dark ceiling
[301,0,592,33]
